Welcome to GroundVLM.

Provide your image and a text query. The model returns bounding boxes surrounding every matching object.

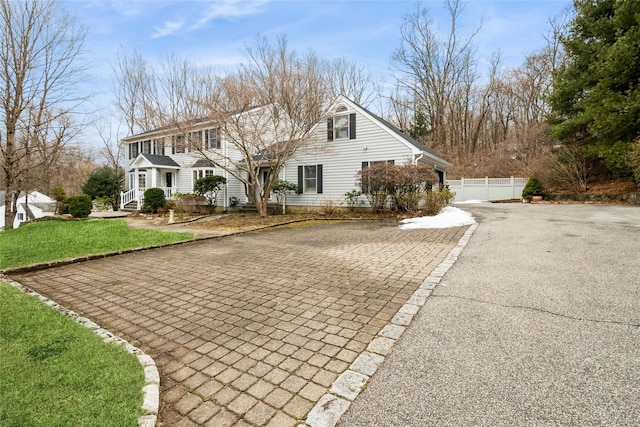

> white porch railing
[120,188,142,210]
[120,187,176,210]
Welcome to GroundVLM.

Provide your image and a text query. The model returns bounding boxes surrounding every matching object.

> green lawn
[0,218,193,269]
[0,281,144,426]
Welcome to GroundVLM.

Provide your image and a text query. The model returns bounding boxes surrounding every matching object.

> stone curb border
[1,275,160,427]
[302,222,479,427]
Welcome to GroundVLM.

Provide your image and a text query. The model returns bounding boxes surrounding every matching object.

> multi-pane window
[193,169,215,182]
[297,164,323,194]
[173,135,185,154]
[128,142,139,159]
[362,160,394,168]
[141,140,152,154]
[304,165,317,193]
[333,114,350,139]
[153,140,164,156]
[205,128,221,149]
[188,131,202,151]
[138,173,147,190]
[360,160,394,193]
[327,111,356,141]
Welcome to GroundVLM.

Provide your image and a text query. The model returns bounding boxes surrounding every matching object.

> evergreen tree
[81,167,124,209]
[548,0,640,177]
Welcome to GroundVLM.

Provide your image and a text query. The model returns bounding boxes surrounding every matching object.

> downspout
[414,152,424,166]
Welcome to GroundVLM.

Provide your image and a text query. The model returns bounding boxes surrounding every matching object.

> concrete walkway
[13,221,467,426]
[339,203,640,426]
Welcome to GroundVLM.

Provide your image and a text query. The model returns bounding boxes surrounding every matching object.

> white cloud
[151,20,185,39]
[192,0,269,30]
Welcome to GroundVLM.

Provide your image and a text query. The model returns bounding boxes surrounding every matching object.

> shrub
[357,163,438,213]
[67,195,92,218]
[522,174,545,199]
[535,146,591,193]
[440,187,456,204]
[50,187,66,215]
[343,189,363,211]
[193,175,227,213]
[320,200,338,216]
[142,188,166,214]
[177,194,207,215]
[421,191,449,216]
[94,196,113,211]
[272,180,298,214]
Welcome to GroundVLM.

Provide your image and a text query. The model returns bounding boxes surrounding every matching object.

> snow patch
[399,206,476,230]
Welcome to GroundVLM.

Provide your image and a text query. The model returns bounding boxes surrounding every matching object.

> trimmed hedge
[67,195,92,218]
[142,188,166,213]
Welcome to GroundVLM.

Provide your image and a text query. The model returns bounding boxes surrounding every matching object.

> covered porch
[120,154,180,211]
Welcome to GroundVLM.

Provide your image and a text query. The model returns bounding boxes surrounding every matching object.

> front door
[165,172,173,188]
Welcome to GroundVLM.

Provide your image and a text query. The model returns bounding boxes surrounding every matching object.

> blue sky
[64,0,572,140]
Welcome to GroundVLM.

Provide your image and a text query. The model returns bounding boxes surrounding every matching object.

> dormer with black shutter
[327,105,356,141]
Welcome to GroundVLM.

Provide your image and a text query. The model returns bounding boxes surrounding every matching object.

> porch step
[239,204,258,213]
[121,201,139,211]
[238,203,281,214]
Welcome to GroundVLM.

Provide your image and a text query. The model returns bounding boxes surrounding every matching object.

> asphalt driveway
[14,220,467,426]
[340,203,640,426]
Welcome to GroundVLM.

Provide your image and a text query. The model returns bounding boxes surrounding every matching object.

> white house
[283,96,450,207]
[0,191,57,230]
[120,96,450,210]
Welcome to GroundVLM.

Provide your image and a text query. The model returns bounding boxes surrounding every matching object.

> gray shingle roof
[191,159,216,168]
[140,154,180,167]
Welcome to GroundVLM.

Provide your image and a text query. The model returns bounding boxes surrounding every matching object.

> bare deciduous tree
[392,0,482,155]
[0,0,86,228]
[115,35,329,217]
[326,57,380,107]
[195,36,328,217]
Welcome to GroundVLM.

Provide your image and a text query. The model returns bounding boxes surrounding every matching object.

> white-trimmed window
[188,131,202,151]
[327,107,356,141]
[205,128,221,149]
[17,212,24,221]
[141,139,152,154]
[152,139,164,155]
[361,160,394,193]
[172,135,185,154]
[296,164,323,194]
[128,142,139,159]
[193,168,215,182]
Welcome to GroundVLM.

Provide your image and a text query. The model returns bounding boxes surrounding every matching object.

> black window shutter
[297,165,303,194]
[317,164,323,194]
[349,113,356,139]
[327,118,334,141]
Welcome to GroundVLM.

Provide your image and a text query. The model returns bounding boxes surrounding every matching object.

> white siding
[285,109,417,207]
[120,96,450,209]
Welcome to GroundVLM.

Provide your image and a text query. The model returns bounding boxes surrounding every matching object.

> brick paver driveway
[15,221,467,426]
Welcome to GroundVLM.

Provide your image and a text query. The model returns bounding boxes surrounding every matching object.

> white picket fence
[445,177,529,202]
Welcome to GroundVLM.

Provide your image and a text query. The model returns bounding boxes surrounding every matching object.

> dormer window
[327,106,356,141]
